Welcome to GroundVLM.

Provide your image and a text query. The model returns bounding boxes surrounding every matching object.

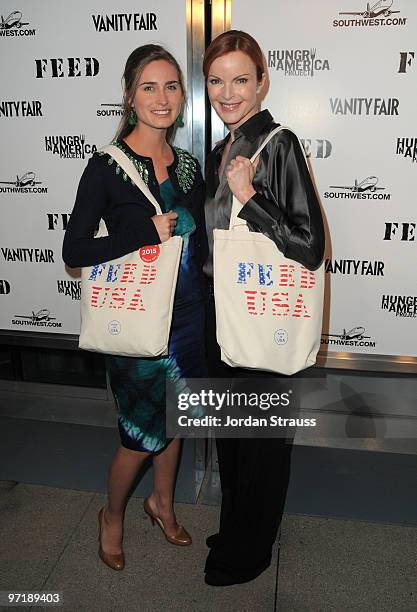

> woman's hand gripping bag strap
[213,126,325,375]
[79,144,183,357]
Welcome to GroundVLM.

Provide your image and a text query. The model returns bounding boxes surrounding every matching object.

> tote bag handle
[101,144,163,215]
[229,125,306,231]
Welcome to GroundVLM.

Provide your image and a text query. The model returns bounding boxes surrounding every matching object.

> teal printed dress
[105,142,207,453]
[63,139,207,454]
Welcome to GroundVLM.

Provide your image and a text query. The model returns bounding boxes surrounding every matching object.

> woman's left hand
[226,155,258,204]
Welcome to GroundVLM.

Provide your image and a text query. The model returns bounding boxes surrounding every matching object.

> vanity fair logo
[300,139,332,158]
[1,248,55,263]
[0,172,47,194]
[35,58,99,78]
[92,13,157,32]
[0,100,42,118]
[97,103,123,118]
[57,280,81,301]
[333,1,406,27]
[0,10,35,36]
[325,259,384,276]
[396,138,417,163]
[267,49,330,76]
[323,176,391,200]
[330,97,399,116]
[322,326,376,348]
[44,135,97,159]
[12,308,62,328]
[381,294,417,317]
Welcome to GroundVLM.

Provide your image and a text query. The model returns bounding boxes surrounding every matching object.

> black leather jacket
[203,109,325,277]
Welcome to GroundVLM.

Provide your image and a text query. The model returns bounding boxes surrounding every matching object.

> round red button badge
[139,245,160,263]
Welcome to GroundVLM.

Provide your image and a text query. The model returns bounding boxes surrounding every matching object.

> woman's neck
[123,123,170,158]
[226,106,261,143]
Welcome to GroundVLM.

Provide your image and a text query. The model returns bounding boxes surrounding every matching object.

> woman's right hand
[151,211,178,242]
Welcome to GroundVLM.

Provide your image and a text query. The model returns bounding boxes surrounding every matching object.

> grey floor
[0,373,417,612]
[0,481,416,612]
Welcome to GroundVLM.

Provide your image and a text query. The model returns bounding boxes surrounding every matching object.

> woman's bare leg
[101,445,150,554]
[147,437,182,536]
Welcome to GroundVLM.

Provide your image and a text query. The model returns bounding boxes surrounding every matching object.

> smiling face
[206,50,264,131]
[131,59,184,132]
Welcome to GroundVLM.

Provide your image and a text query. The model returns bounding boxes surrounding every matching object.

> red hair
[203,30,264,81]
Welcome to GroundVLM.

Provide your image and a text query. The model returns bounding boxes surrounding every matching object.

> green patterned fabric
[107,177,206,452]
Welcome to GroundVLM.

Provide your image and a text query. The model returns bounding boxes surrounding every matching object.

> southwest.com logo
[0,171,47,194]
[12,308,62,328]
[321,326,376,348]
[0,10,36,36]
[323,175,391,200]
[333,1,407,27]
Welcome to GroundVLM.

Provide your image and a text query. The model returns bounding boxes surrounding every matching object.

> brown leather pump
[143,497,192,546]
[98,507,125,570]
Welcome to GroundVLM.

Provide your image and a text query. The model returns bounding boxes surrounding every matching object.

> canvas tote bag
[213,126,325,375]
[79,144,182,357]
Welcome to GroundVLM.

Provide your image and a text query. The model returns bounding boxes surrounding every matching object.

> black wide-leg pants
[204,293,294,580]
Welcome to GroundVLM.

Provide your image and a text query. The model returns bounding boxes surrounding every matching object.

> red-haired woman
[202,30,325,586]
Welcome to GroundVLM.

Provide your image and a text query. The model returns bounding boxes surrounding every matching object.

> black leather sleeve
[237,128,325,271]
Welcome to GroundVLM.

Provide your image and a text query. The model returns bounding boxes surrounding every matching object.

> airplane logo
[14,309,56,322]
[322,326,370,340]
[340,1,399,18]
[329,176,385,193]
[0,172,42,188]
[0,11,29,30]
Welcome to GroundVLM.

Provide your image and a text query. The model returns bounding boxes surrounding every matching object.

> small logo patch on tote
[274,329,288,345]
[108,320,121,335]
[140,245,160,263]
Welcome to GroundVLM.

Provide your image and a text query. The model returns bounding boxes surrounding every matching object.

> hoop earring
[128,107,137,126]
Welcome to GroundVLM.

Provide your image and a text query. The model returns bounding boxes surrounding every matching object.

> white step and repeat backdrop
[0,0,189,335]
[1,0,416,362]
[232,0,417,358]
